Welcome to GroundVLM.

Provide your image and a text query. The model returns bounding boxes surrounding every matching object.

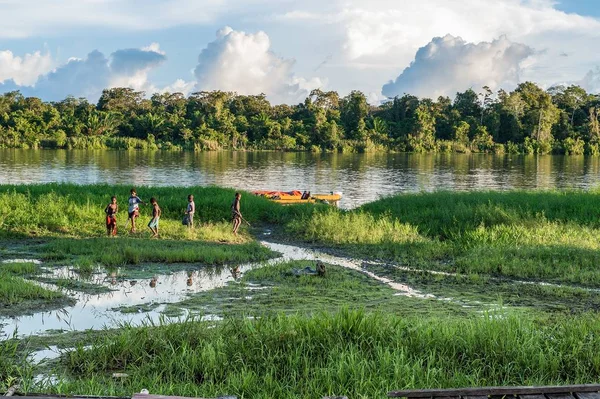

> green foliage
[1,83,599,153]
[55,310,600,397]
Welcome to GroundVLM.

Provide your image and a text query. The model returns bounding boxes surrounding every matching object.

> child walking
[128,188,145,233]
[185,194,195,228]
[104,196,118,236]
[148,197,161,238]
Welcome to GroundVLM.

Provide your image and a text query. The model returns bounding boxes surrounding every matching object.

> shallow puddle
[0,240,436,338]
[0,262,253,337]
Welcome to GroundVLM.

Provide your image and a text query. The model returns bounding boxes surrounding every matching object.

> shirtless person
[128,188,145,233]
[104,196,118,237]
[185,194,195,229]
[148,197,161,238]
[231,192,242,235]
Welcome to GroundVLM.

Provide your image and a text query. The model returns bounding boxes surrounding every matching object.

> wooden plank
[463,395,489,399]
[576,393,600,399]
[518,394,546,399]
[388,385,600,398]
[546,394,576,399]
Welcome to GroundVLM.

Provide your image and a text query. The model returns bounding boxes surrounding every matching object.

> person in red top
[104,196,118,237]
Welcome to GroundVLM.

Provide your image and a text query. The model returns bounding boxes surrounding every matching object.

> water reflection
[2,150,600,208]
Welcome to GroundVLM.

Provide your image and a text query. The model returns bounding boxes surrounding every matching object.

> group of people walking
[104,189,243,238]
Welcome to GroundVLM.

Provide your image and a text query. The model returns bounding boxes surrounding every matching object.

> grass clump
[41,238,275,267]
[0,273,61,305]
[52,309,600,398]
[287,209,423,245]
[0,262,40,276]
[168,261,456,317]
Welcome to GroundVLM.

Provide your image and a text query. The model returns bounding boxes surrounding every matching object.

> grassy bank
[0,183,311,239]
[41,309,600,399]
[285,190,600,286]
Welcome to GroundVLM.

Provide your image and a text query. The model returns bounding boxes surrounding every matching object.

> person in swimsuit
[148,197,161,238]
[104,196,118,237]
[231,192,242,235]
[128,188,145,233]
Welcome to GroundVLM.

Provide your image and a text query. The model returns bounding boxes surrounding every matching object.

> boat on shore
[253,190,342,205]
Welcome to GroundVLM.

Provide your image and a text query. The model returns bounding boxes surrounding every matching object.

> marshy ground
[2,184,600,398]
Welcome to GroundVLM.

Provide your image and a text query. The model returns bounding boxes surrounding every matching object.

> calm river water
[2,149,600,208]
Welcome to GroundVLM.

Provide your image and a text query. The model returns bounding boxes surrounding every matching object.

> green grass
[0,183,311,239]
[0,262,40,275]
[0,272,72,316]
[40,238,275,267]
[0,334,33,393]
[165,261,461,318]
[283,190,600,286]
[44,309,600,398]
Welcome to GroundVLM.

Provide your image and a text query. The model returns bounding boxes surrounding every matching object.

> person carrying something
[231,192,242,236]
[148,197,161,238]
[104,196,118,237]
[128,188,145,233]
[185,194,195,229]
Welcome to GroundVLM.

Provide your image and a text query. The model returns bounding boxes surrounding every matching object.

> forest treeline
[1,82,599,154]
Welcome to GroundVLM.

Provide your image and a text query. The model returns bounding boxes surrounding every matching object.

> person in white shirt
[127,188,145,233]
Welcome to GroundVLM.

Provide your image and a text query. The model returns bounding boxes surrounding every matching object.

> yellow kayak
[253,190,342,205]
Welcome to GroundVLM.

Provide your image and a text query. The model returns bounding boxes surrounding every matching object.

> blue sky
[556,0,600,17]
[1,0,600,104]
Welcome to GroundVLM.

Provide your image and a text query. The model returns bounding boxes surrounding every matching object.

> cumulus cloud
[193,26,324,104]
[270,0,600,95]
[0,50,53,86]
[382,35,534,99]
[579,67,600,94]
[1,45,167,101]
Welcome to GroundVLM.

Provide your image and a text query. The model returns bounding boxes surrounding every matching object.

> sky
[0,0,600,104]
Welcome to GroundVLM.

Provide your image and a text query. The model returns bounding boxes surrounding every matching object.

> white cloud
[4,45,167,101]
[0,50,54,86]
[270,0,600,95]
[160,79,196,96]
[382,35,534,99]
[579,67,600,94]
[193,27,324,104]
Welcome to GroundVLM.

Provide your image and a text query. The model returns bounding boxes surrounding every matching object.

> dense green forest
[1,82,599,154]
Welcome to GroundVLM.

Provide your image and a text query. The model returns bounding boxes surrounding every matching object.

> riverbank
[3,185,600,398]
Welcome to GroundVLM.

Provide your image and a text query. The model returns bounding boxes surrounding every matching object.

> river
[2,150,600,208]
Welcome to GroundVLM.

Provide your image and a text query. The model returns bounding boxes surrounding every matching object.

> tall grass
[41,238,274,267]
[0,184,310,238]
[360,190,600,239]
[285,190,600,285]
[53,309,600,398]
[287,209,424,245]
[0,334,33,393]
[0,272,63,305]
